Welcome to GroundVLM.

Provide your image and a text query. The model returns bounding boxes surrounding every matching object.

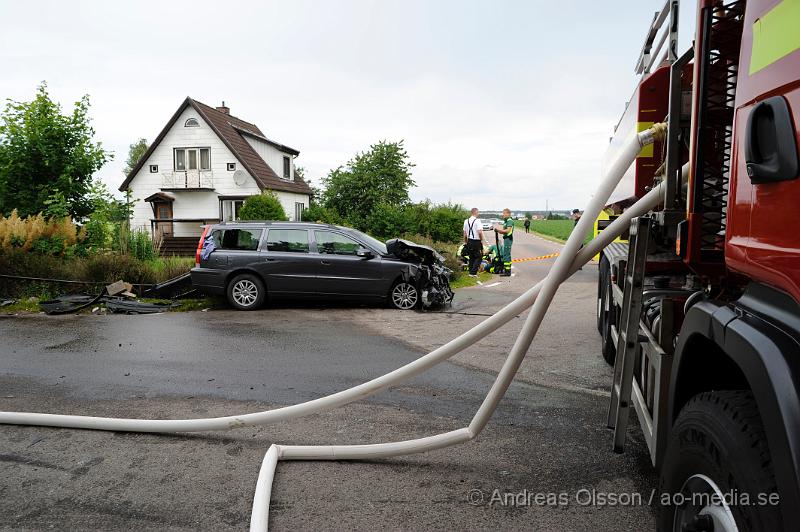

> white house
[119,97,313,253]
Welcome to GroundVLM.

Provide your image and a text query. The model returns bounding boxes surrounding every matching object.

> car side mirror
[356,247,374,259]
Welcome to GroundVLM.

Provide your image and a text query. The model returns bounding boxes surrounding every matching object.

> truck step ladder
[607,216,651,452]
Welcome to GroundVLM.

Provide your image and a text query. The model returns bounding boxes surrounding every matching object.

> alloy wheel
[392,282,418,310]
[233,279,258,307]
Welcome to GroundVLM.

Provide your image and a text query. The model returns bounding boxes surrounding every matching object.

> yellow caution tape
[511,252,560,263]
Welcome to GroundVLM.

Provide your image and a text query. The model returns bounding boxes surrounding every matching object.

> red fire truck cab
[596,1,800,530]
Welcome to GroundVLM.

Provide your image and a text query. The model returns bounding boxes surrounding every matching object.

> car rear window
[266,229,310,253]
[314,231,361,255]
[212,228,262,250]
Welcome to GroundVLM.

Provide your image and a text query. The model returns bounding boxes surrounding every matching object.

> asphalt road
[0,229,658,531]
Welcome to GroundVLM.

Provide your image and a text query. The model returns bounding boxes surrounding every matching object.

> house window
[184,118,199,127]
[294,202,305,221]
[175,148,211,171]
[149,164,158,173]
[220,199,245,221]
[283,156,291,179]
[227,162,236,171]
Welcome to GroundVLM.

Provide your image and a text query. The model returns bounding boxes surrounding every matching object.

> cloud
[0,0,696,211]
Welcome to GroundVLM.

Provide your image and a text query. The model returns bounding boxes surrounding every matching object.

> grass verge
[450,271,492,289]
[515,219,592,245]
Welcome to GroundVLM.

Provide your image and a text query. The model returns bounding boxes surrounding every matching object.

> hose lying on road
[0,125,669,531]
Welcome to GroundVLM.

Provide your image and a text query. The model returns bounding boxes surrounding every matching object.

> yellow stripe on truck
[637,121,654,158]
[750,0,800,74]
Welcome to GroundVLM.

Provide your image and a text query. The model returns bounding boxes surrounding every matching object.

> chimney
[216,101,230,115]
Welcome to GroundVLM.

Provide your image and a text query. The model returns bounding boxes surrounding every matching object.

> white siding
[125,106,261,237]
[244,136,294,180]
[275,191,309,222]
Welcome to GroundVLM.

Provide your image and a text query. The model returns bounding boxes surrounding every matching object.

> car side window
[314,231,361,255]
[266,229,310,253]
[217,228,262,250]
[210,229,223,247]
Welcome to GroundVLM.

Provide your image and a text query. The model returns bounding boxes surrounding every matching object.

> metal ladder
[607,216,651,453]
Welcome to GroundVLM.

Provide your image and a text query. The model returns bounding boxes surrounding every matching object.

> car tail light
[196,225,210,267]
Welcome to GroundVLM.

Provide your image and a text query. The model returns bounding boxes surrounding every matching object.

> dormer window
[283,156,291,179]
[184,118,199,127]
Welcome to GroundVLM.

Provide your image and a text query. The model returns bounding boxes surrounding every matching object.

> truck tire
[658,391,782,532]
[227,273,266,311]
[598,257,617,365]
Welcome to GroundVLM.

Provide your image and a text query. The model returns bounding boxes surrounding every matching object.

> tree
[0,83,112,219]
[239,191,287,221]
[321,140,415,229]
[123,138,149,176]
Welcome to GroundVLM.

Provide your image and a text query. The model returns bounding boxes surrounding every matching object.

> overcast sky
[0,0,697,211]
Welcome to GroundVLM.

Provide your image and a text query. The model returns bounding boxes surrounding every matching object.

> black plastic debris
[0,298,16,307]
[104,298,178,315]
[142,272,195,299]
[39,293,105,315]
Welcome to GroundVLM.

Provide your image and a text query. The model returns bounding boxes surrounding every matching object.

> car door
[312,230,383,297]
[219,227,263,270]
[258,228,318,296]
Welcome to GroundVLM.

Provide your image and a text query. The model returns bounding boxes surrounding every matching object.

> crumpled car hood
[385,238,445,265]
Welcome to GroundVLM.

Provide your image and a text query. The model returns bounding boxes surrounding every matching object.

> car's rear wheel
[390,280,419,310]
[227,273,266,311]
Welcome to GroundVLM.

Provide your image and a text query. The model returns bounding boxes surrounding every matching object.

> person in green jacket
[494,208,514,276]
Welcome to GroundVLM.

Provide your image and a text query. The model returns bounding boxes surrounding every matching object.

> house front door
[155,203,173,237]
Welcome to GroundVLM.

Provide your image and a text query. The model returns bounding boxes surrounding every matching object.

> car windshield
[346,228,388,255]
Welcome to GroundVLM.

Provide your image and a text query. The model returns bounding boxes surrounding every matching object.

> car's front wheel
[390,280,419,310]
[227,273,266,311]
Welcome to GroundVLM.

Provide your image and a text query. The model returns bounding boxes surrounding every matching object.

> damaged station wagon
[191,221,454,311]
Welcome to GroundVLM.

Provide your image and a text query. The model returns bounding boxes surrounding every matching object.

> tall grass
[0,210,82,252]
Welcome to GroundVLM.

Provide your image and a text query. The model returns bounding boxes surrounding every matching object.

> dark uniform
[464,216,482,275]
[501,217,514,274]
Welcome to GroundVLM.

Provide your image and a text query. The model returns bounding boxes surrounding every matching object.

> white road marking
[484,282,501,288]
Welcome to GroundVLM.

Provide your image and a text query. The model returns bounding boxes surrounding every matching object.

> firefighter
[494,208,514,277]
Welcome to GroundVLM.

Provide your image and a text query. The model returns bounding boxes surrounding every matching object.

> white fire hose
[0,124,668,531]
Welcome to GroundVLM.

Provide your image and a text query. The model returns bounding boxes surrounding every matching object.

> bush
[126,229,158,261]
[424,203,466,243]
[81,252,155,285]
[364,202,410,238]
[239,191,287,221]
[83,217,114,251]
[301,204,343,225]
[359,201,466,243]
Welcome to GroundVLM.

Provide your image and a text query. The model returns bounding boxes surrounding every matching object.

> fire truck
[596,1,799,530]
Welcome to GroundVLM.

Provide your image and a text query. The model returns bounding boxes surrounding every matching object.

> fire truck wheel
[598,257,617,365]
[658,391,782,532]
